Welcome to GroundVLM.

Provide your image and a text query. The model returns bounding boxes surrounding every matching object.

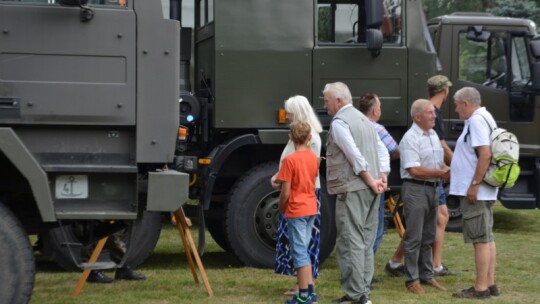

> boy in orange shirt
[276,121,320,304]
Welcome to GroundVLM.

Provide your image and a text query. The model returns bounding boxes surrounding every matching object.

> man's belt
[404,179,439,187]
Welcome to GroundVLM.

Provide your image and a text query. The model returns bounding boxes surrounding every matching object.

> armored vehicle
[0,0,187,302]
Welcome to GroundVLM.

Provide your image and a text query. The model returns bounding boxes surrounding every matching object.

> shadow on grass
[494,207,540,233]
[141,251,244,270]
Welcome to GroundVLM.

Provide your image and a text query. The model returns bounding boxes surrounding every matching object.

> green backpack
[467,113,520,189]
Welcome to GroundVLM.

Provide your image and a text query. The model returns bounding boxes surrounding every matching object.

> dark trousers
[402,181,438,285]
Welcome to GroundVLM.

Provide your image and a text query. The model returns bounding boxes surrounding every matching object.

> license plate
[55,175,88,199]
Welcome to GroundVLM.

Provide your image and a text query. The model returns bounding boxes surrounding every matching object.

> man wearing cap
[427,75,456,277]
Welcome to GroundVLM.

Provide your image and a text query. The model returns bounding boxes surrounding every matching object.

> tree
[422,0,539,25]
[488,0,540,25]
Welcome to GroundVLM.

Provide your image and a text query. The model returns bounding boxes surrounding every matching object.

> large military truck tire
[40,211,163,271]
[224,162,336,268]
[205,215,230,251]
[445,195,463,232]
[0,203,35,304]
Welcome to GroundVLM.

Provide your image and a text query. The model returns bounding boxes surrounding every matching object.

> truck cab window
[196,0,213,28]
[318,0,401,44]
[510,36,531,89]
[0,0,126,6]
[458,31,508,90]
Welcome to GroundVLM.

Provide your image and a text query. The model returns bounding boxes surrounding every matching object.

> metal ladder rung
[80,262,116,271]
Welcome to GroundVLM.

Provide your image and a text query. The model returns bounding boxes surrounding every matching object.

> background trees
[423,0,540,26]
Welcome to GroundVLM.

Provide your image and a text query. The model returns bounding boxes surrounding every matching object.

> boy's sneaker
[285,294,316,304]
[488,284,500,296]
[434,264,456,276]
[452,286,491,299]
[384,262,405,277]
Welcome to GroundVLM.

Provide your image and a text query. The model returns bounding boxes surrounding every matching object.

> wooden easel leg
[386,195,405,238]
[72,236,109,297]
[174,209,199,284]
[174,208,213,297]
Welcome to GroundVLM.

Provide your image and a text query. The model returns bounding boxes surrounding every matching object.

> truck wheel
[205,217,231,251]
[225,162,336,268]
[445,195,463,232]
[40,211,162,271]
[0,203,35,304]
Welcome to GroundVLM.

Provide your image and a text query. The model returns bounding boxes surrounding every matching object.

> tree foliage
[423,0,540,26]
[488,0,540,25]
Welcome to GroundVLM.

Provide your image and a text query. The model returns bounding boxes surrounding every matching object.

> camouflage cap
[427,75,452,93]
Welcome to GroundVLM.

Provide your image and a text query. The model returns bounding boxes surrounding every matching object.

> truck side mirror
[529,36,540,58]
[466,26,491,42]
[365,0,384,28]
[531,62,540,91]
[366,29,383,57]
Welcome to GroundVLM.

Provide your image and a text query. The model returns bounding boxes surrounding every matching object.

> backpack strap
[465,112,492,158]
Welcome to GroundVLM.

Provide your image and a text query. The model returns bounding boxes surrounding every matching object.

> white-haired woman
[271,95,322,296]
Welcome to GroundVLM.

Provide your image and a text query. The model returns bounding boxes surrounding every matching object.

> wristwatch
[471,180,480,186]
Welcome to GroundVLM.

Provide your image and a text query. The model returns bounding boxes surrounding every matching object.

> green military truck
[0,0,188,302]
[428,12,540,230]
[173,0,540,267]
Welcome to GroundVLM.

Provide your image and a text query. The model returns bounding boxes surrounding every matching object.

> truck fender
[0,128,55,222]
[200,134,261,210]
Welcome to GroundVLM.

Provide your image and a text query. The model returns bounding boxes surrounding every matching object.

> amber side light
[278,108,286,124]
[198,159,211,165]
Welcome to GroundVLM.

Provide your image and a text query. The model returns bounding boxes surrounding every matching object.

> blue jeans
[287,215,316,269]
[373,193,385,253]
[438,183,447,205]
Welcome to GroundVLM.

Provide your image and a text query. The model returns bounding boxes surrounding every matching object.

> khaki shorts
[459,197,495,244]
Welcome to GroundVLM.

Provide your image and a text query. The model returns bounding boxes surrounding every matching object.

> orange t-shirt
[277,149,319,218]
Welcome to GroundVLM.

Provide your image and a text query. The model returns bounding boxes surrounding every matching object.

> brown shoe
[422,279,447,291]
[406,282,426,294]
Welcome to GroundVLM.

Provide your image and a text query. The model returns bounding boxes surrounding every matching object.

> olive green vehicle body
[0,1,187,301]
[175,0,540,267]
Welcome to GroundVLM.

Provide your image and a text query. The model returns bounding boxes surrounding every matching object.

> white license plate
[55,175,89,199]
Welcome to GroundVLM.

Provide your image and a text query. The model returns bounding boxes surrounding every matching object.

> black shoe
[331,295,371,304]
[488,284,500,296]
[434,264,456,276]
[452,286,491,299]
[384,262,405,277]
[87,270,114,284]
[115,266,146,281]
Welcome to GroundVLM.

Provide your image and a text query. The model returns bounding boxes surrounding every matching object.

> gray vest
[326,105,380,194]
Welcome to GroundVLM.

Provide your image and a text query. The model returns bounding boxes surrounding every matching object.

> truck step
[80,261,117,271]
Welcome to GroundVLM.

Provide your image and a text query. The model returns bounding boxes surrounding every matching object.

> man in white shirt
[450,87,499,299]
[399,99,449,295]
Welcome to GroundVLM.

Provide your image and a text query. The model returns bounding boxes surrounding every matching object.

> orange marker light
[178,127,188,141]
[278,108,287,124]
[198,158,211,165]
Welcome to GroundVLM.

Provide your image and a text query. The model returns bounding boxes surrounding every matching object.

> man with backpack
[450,87,499,299]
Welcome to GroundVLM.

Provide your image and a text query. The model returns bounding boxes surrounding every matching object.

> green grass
[31,202,540,303]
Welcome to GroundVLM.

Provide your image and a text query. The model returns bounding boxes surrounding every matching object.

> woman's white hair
[284,95,323,133]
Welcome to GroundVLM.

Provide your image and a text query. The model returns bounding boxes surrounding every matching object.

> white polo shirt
[450,107,498,200]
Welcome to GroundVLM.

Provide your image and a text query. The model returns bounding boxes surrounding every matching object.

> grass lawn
[31,202,540,303]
